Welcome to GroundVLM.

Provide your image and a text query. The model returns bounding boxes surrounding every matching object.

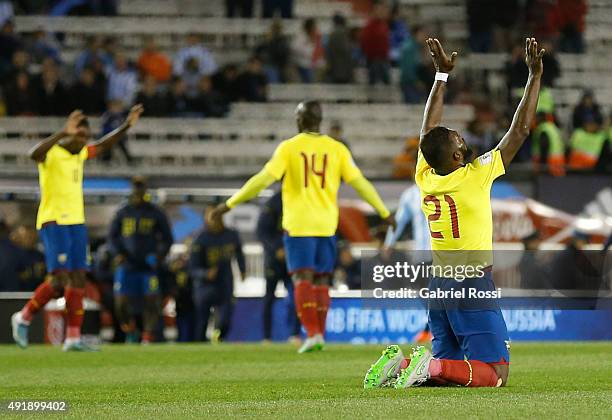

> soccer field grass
[1,342,611,419]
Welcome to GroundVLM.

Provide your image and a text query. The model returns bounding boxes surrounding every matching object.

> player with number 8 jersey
[210,100,395,353]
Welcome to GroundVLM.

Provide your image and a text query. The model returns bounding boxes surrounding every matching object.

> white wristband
[435,72,449,82]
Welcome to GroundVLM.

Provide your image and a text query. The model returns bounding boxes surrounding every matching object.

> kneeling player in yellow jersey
[11,105,144,351]
[365,38,545,389]
[210,101,395,353]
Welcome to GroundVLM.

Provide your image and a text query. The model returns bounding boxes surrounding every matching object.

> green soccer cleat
[394,346,433,389]
[62,340,100,352]
[11,312,29,349]
[363,344,405,389]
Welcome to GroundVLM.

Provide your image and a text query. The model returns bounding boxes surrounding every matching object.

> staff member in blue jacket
[109,176,173,343]
[190,204,245,342]
[256,191,301,342]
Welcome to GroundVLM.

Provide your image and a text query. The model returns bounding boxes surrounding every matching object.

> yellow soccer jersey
[264,132,362,236]
[415,148,505,267]
[36,144,94,229]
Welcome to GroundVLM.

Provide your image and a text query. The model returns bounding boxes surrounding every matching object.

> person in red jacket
[359,1,390,85]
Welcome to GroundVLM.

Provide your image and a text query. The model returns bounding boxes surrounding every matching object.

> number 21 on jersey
[301,152,328,188]
[424,194,460,239]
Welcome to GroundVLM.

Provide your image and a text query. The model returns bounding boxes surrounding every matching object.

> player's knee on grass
[492,364,509,387]
[291,269,314,283]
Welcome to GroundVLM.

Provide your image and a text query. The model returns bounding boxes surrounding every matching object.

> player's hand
[382,214,397,231]
[525,37,545,77]
[126,104,144,127]
[426,38,457,73]
[64,110,85,136]
[207,267,218,281]
[207,203,230,226]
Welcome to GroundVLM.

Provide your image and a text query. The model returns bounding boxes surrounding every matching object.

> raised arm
[90,104,144,156]
[29,110,84,162]
[498,38,544,167]
[420,38,457,140]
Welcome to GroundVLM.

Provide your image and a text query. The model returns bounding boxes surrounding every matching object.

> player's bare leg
[292,270,323,353]
[12,272,65,348]
[142,294,160,344]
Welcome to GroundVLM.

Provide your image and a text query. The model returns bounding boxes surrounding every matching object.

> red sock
[293,280,320,337]
[429,359,501,387]
[64,287,85,340]
[22,279,57,322]
[313,285,330,335]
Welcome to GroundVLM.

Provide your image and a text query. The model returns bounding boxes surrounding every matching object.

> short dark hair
[420,126,451,169]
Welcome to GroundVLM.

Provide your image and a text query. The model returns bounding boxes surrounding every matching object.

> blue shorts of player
[428,271,510,364]
[113,266,160,296]
[39,223,89,272]
[283,234,337,275]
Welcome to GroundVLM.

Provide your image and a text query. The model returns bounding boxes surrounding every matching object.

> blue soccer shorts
[113,266,160,296]
[283,234,337,275]
[427,271,510,364]
[39,223,89,272]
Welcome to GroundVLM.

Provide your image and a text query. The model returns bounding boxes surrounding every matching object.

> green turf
[1,342,611,419]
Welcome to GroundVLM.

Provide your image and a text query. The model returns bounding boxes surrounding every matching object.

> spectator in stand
[494,0,521,53]
[360,1,391,85]
[4,71,38,115]
[329,120,347,145]
[334,242,361,290]
[225,0,254,18]
[36,58,69,116]
[325,14,355,84]
[136,75,168,117]
[212,64,241,103]
[466,0,496,52]
[568,115,608,171]
[107,51,138,106]
[388,3,409,65]
[27,28,61,64]
[392,137,418,179]
[572,90,603,130]
[100,100,133,163]
[399,25,427,103]
[0,20,23,75]
[262,0,293,18]
[526,0,562,43]
[173,34,217,82]
[255,21,291,83]
[11,225,46,292]
[190,75,229,117]
[237,56,268,102]
[532,112,565,176]
[166,77,192,117]
[137,36,172,83]
[70,66,106,115]
[0,218,23,291]
[74,35,112,77]
[2,49,30,85]
[292,18,324,83]
[558,0,587,53]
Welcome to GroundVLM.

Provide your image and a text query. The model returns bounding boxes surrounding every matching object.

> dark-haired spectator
[36,58,69,115]
[292,18,323,83]
[107,52,138,105]
[212,64,241,103]
[28,29,61,64]
[137,36,172,83]
[526,0,562,43]
[567,115,607,171]
[12,225,46,292]
[558,0,587,53]
[136,75,168,117]
[166,77,192,117]
[399,26,427,103]
[335,243,361,290]
[388,3,409,64]
[190,76,229,117]
[100,100,133,163]
[360,2,390,85]
[5,71,38,115]
[262,0,293,18]
[466,0,496,52]
[74,36,112,77]
[325,14,354,84]
[0,219,23,291]
[237,56,268,102]
[70,66,107,115]
[2,49,30,85]
[572,90,603,130]
[173,34,217,81]
[0,20,22,74]
[225,0,254,18]
[255,21,291,83]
